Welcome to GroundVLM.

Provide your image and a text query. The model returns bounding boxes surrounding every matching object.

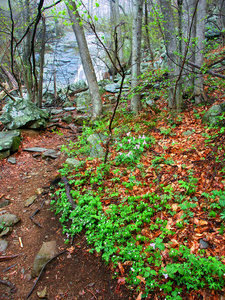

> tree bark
[131,0,144,114]
[159,0,182,109]
[67,0,102,118]
[194,0,206,104]
[37,13,46,108]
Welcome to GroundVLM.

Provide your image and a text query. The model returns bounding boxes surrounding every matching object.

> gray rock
[0,214,20,226]
[202,105,222,126]
[0,239,8,252]
[199,239,209,249]
[7,157,16,164]
[63,107,76,111]
[104,83,120,93]
[74,115,90,126]
[42,149,60,159]
[65,158,82,168]
[0,199,10,208]
[68,80,88,93]
[23,147,50,152]
[0,130,21,157]
[25,195,37,207]
[31,241,58,277]
[51,109,63,115]
[61,115,73,124]
[0,98,49,130]
[62,101,74,108]
[146,99,154,107]
[76,91,92,110]
[87,133,107,158]
[0,150,10,159]
[182,130,194,136]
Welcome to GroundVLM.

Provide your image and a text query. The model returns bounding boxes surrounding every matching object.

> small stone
[0,239,8,252]
[25,195,37,207]
[37,286,47,298]
[0,227,12,237]
[36,188,44,195]
[0,150,10,159]
[0,199,10,208]
[199,239,209,249]
[7,157,16,164]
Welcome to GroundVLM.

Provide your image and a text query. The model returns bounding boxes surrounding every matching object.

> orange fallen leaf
[136,292,143,300]
[117,277,126,285]
[136,275,146,284]
[118,262,125,276]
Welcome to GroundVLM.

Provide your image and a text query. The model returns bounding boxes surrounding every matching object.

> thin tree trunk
[131,0,144,114]
[67,1,102,118]
[37,14,46,108]
[194,0,206,104]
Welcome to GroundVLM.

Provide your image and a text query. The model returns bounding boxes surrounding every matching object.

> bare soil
[0,128,134,300]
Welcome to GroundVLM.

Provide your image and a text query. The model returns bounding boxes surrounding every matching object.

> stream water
[43,31,106,92]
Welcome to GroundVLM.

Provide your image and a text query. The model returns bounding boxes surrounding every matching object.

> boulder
[68,80,88,93]
[0,98,49,130]
[76,91,92,111]
[31,241,58,277]
[65,158,82,168]
[74,115,90,126]
[202,104,224,126]
[61,114,73,124]
[87,133,107,158]
[104,83,120,93]
[0,130,21,158]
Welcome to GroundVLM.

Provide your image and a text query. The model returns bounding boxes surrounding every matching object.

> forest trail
[0,128,132,300]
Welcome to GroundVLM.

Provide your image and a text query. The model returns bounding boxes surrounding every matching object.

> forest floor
[0,83,225,300]
[0,125,133,300]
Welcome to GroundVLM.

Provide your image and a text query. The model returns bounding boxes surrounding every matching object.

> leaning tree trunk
[67,1,102,118]
[131,0,144,114]
[194,0,206,104]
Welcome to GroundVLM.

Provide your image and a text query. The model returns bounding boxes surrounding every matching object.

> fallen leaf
[136,291,143,300]
[117,277,126,285]
[118,262,125,276]
[136,275,146,284]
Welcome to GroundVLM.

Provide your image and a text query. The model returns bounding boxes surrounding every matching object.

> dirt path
[0,129,133,300]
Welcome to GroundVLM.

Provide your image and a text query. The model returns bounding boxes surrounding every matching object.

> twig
[47,123,71,130]
[30,209,42,228]
[25,250,67,299]
[30,199,45,228]
[3,263,18,273]
[61,176,77,209]
[0,255,18,262]
[87,289,97,300]
[0,278,17,293]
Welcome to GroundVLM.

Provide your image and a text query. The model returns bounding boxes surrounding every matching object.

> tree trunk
[181,0,197,92]
[131,0,144,114]
[37,13,46,108]
[159,0,182,109]
[67,1,102,118]
[194,0,206,104]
